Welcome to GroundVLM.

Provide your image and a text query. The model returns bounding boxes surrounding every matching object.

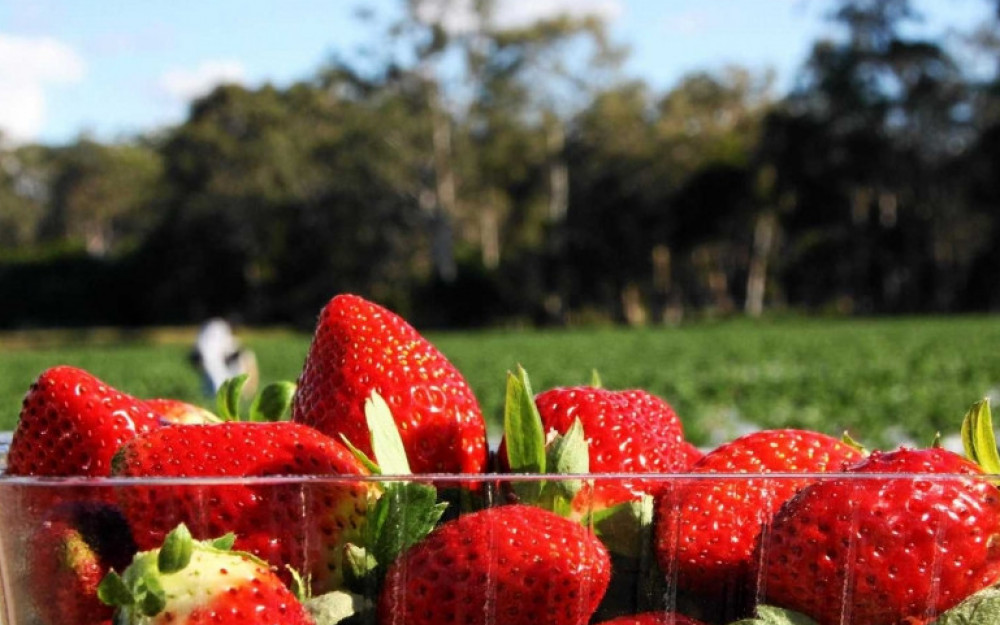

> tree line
[2,0,1000,329]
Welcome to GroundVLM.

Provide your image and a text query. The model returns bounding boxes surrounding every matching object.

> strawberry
[98,524,314,625]
[653,429,864,600]
[291,293,488,474]
[7,366,162,477]
[378,504,611,625]
[500,385,694,512]
[677,440,703,468]
[144,398,220,425]
[534,387,692,474]
[759,446,1000,625]
[593,613,707,625]
[111,421,374,594]
[25,501,137,625]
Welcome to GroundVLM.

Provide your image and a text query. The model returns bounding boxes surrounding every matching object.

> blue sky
[0,0,994,145]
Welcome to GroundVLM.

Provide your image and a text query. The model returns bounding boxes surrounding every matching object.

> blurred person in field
[190,318,258,398]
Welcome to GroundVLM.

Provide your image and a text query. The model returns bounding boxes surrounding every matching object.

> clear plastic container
[0,433,997,625]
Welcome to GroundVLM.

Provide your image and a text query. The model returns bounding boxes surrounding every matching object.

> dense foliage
[2,0,1000,327]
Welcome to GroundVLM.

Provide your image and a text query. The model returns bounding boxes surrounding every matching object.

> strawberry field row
[2,316,1000,448]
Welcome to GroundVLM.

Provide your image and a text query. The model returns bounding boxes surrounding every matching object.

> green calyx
[156,523,195,574]
[932,584,1000,625]
[304,590,373,625]
[962,398,1000,475]
[503,365,591,516]
[840,431,869,456]
[584,495,655,558]
[730,605,819,625]
[340,391,412,476]
[339,391,447,590]
[97,524,240,618]
[216,373,297,423]
[590,369,604,389]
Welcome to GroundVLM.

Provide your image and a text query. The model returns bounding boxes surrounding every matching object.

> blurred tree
[463,8,624,322]
[4,0,1000,328]
[563,81,660,322]
[0,139,50,249]
[654,68,773,317]
[761,0,982,314]
[38,139,163,256]
[143,82,428,324]
[347,0,622,319]
[565,68,772,323]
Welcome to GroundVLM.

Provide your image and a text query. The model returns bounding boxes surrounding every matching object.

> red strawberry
[654,429,864,598]
[498,386,695,514]
[677,440,704,468]
[593,613,708,625]
[7,366,162,477]
[759,446,1000,625]
[99,524,314,625]
[531,387,690,476]
[26,502,137,625]
[144,398,220,425]
[378,504,611,625]
[292,293,488,474]
[112,421,374,594]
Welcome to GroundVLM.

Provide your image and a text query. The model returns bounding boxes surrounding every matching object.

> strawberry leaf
[933,584,1000,625]
[342,479,447,591]
[341,435,382,475]
[101,551,162,614]
[730,605,819,625]
[288,566,309,602]
[962,398,1000,474]
[932,431,944,448]
[544,417,589,502]
[370,482,448,570]
[305,590,373,625]
[365,391,411,475]
[343,543,378,587]
[216,374,249,421]
[209,532,236,551]
[504,366,546,502]
[840,431,869,456]
[249,381,296,422]
[590,369,603,389]
[344,543,378,590]
[97,571,134,607]
[157,524,194,574]
[548,418,589,475]
[586,495,655,558]
[135,571,167,617]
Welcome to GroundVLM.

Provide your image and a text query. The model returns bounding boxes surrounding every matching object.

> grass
[2,316,999,449]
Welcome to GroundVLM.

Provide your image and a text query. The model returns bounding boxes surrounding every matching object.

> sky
[0,0,994,146]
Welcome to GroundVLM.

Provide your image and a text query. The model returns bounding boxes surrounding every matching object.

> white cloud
[417,0,622,34]
[0,34,86,143]
[158,60,247,102]
[663,9,718,35]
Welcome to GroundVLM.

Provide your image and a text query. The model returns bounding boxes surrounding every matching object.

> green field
[2,317,1000,449]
